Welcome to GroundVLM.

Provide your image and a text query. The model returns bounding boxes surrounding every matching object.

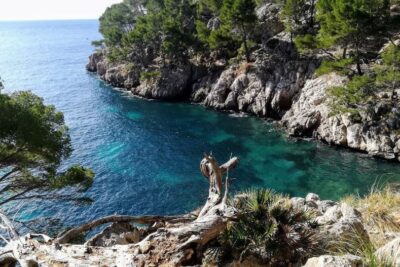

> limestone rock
[85,222,141,247]
[132,64,191,100]
[316,203,368,241]
[86,51,104,72]
[306,193,320,202]
[303,254,363,267]
[375,237,400,266]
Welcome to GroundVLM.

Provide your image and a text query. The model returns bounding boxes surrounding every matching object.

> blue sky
[0,0,122,21]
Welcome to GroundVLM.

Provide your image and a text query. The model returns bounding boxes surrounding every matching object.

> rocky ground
[1,155,398,266]
[3,190,399,266]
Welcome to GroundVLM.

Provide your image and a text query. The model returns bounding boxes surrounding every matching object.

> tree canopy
[0,91,94,207]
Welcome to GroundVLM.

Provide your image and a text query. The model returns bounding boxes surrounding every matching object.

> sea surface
[0,20,399,226]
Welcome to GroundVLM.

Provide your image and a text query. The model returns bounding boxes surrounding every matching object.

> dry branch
[0,154,240,266]
[55,214,193,244]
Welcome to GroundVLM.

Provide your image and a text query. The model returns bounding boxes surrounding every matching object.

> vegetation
[328,44,400,116]
[327,183,400,266]
[0,91,94,209]
[98,0,258,64]
[342,183,400,246]
[220,189,319,265]
[281,0,316,39]
[292,0,391,75]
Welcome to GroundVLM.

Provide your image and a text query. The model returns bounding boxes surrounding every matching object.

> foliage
[140,70,161,82]
[0,91,94,207]
[293,0,391,76]
[219,0,257,62]
[328,74,374,115]
[0,76,3,92]
[99,2,137,46]
[220,189,319,265]
[327,227,394,267]
[91,40,105,48]
[281,0,316,38]
[316,58,355,76]
[327,45,400,115]
[375,44,400,100]
[342,183,400,243]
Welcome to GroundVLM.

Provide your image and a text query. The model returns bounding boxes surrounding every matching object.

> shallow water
[0,20,399,226]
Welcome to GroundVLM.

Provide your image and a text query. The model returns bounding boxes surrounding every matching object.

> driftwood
[0,154,239,266]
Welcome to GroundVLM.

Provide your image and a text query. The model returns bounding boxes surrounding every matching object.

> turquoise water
[0,20,399,226]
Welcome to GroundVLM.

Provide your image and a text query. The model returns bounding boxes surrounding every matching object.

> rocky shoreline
[87,35,400,164]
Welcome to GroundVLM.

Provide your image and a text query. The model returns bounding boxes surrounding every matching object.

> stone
[306,193,320,202]
[302,254,363,267]
[85,222,141,247]
[316,203,368,242]
[374,237,400,266]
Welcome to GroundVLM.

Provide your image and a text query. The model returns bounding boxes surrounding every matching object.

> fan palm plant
[220,189,319,266]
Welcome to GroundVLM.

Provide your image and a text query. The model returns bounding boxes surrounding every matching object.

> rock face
[191,36,318,119]
[131,64,191,100]
[303,255,363,267]
[282,73,400,161]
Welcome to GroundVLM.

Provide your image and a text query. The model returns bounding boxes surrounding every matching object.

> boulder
[316,203,368,242]
[303,254,363,267]
[374,237,400,266]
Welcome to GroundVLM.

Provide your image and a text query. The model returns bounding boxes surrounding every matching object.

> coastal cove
[0,20,400,227]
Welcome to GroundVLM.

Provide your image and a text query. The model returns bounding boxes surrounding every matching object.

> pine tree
[220,0,257,62]
[375,44,400,101]
[281,0,316,40]
[316,0,390,75]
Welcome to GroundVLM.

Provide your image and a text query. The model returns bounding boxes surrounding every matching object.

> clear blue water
[0,20,399,226]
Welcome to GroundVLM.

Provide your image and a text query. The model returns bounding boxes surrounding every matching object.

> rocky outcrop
[282,73,400,161]
[291,193,368,243]
[131,63,191,99]
[191,35,318,118]
[303,255,363,267]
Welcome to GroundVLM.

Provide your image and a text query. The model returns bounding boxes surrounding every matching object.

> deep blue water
[0,20,399,226]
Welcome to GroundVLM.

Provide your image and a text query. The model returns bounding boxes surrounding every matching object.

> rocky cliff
[86,3,400,163]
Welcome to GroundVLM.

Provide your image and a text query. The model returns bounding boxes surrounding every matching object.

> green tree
[281,0,316,40]
[219,0,257,62]
[315,0,390,75]
[0,91,94,207]
[99,2,137,46]
[375,44,400,101]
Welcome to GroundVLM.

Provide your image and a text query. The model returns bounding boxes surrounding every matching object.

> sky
[0,0,123,21]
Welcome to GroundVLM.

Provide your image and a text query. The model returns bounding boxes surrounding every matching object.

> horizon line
[0,18,99,22]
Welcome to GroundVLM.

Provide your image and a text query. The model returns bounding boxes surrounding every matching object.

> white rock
[303,254,363,267]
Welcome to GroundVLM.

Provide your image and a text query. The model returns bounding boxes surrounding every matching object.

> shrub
[140,71,161,82]
[342,183,400,245]
[220,189,319,265]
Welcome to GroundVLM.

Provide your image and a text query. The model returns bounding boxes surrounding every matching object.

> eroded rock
[303,254,363,267]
